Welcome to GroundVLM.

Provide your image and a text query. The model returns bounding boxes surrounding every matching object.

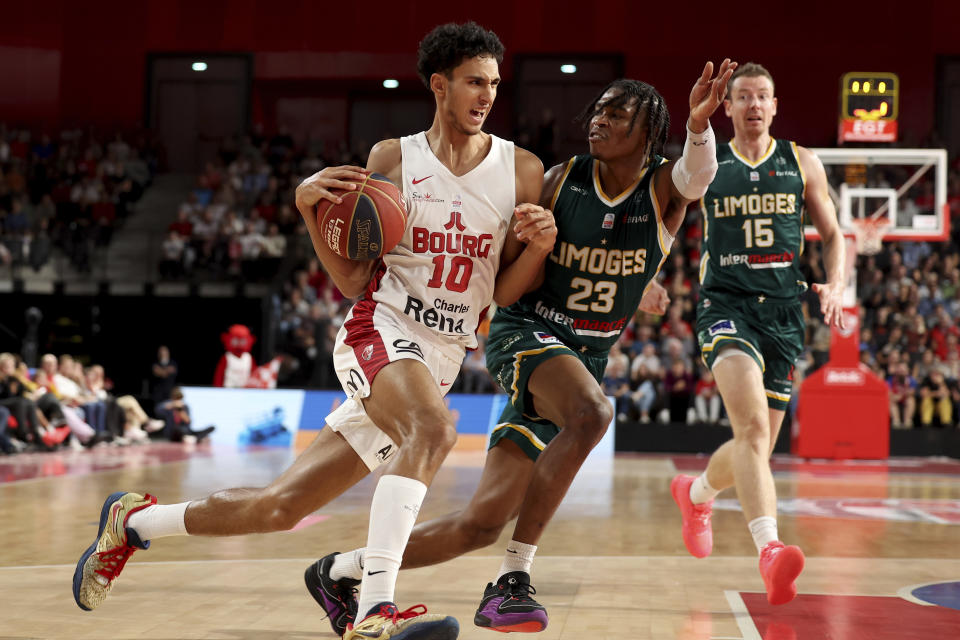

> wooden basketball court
[2,441,959,639]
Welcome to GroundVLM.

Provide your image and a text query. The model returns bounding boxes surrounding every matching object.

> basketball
[317,172,407,260]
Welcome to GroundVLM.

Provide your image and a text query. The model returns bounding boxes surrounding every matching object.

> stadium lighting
[192,62,208,72]
[560,64,577,74]
[383,79,399,89]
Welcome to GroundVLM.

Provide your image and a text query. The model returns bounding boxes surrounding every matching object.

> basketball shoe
[670,474,713,558]
[304,553,359,636]
[473,571,548,633]
[759,541,805,605]
[73,491,157,610]
[344,602,459,640]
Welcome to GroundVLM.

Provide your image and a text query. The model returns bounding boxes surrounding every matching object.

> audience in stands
[0,124,156,275]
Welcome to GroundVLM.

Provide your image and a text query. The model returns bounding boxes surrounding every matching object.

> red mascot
[213,324,256,388]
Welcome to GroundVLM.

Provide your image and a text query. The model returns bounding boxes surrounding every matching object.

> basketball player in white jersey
[72,22,553,640]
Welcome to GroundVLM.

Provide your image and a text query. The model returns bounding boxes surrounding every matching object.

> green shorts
[485,315,607,461]
[696,293,805,411]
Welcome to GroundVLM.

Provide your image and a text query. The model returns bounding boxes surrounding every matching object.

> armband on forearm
[671,122,718,200]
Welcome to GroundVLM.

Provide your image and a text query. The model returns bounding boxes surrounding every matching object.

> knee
[457,515,507,551]
[735,415,770,454]
[403,410,458,458]
[565,395,613,447]
[258,489,309,532]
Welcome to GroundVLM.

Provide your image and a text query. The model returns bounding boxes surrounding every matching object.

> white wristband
[671,121,718,200]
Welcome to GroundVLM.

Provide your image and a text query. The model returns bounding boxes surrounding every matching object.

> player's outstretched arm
[294,140,398,298]
[657,59,737,235]
[493,148,554,306]
[800,146,846,329]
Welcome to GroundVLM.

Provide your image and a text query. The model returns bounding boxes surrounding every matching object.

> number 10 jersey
[367,131,516,354]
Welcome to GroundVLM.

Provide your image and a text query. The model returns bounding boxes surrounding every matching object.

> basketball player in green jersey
[311,60,736,633]
[670,62,846,606]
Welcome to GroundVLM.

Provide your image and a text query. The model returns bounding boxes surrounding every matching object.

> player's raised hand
[638,280,670,315]
[688,59,738,132]
[514,203,557,254]
[294,166,367,212]
[812,280,846,330]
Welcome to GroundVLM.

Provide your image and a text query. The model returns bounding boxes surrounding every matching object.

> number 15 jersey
[699,140,808,300]
[366,132,516,353]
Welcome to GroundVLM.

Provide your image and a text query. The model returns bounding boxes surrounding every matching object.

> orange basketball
[316,172,407,260]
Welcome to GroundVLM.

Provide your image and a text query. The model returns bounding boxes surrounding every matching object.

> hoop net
[851,217,893,255]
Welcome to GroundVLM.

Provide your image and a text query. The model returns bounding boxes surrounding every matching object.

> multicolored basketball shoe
[344,602,459,640]
[73,491,157,611]
[670,474,714,558]
[759,541,805,605]
[304,553,359,636]
[473,571,548,633]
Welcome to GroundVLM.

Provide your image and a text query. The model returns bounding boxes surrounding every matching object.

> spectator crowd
[0,124,157,274]
[0,347,213,456]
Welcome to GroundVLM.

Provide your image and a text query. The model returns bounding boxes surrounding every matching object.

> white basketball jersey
[368,132,516,351]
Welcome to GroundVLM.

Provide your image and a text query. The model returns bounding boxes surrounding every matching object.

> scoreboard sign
[838,72,899,143]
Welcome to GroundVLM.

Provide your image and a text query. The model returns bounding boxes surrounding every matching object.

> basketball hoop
[850,217,892,255]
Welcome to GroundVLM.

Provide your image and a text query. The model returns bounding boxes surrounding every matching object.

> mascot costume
[213,324,282,388]
[213,324,256,388]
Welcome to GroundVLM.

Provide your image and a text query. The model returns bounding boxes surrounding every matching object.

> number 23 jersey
[366,132,516,352]
[496,154,672,354]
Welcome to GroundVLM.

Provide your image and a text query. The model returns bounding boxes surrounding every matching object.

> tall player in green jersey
[304,59,737,634]
[671,63,846,606]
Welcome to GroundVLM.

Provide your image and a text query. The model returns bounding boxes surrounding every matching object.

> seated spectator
[694,367,722,424]
[887,362,917,429]
[919,369,953,428]
[0,352,50,448]
[663,358,694,424]
[602,355,632,422]
[155,387,215,443]
[159,230,186,279]
[630,343,662,423]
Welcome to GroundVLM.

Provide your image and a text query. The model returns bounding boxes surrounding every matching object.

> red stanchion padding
[794,307,890,459]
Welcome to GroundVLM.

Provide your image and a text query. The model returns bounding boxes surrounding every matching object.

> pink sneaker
[759,541,805,605]
[670,474,713,558]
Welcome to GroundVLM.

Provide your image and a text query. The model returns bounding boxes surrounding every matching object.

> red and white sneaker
[759,541,805,605]
[670,474,713,558]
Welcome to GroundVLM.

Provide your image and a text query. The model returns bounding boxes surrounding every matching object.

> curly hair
[577,79,671,163]
[416,22,505,88]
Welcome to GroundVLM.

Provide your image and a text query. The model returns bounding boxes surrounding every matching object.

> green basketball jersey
[495,154,671,353]
[699,140,808,299]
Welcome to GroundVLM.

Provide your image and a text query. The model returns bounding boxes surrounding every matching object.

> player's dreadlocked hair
[577,79,671,162]
[417,22,505,89]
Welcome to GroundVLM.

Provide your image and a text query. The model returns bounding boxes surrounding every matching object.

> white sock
[355,475,427,619]
[748,516,778,553]
[497,540,537,580]
[331,548,365,581]
[689,473,719,504]
[126,502,189,540]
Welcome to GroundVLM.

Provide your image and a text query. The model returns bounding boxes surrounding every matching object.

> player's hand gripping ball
[317,172,407,260]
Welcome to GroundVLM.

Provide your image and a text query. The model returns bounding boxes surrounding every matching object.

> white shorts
[326,299,464,471]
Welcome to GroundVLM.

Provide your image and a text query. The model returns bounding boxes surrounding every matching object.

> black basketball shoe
[474,571,548,633]
[304,552,359,636]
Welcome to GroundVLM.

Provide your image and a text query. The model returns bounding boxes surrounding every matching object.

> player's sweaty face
[588,90,647,160]
[445,55,500,135]
[724,75,777,134]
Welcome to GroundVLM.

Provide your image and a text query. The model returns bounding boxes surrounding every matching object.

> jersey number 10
[427,255,473,293]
